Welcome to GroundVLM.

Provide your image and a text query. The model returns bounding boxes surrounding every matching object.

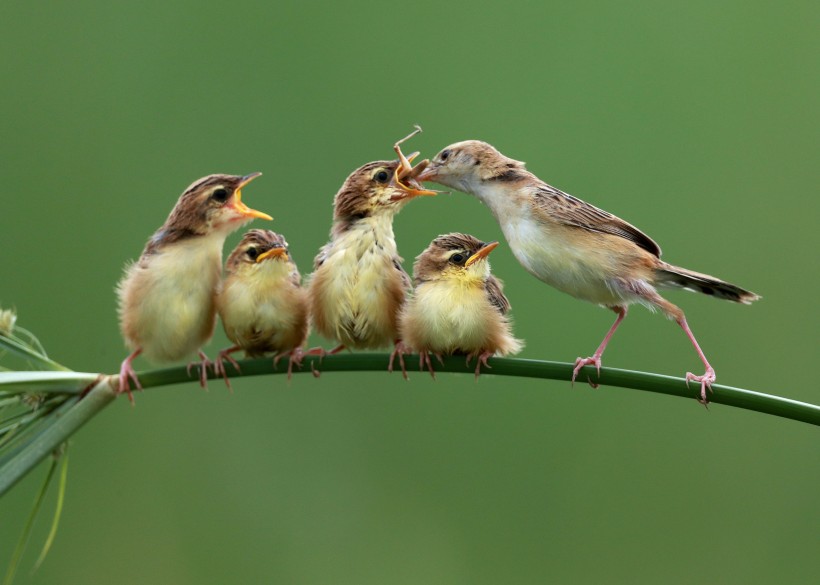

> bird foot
[465,351,493,379]
[117,355,143,405]
[186,351,212,389]
[686,366,716,405]
[304,344,344,376]
[388,341,410,380]
[213,348,241,392]
[274,347,305,380]
[572,355,602,388]
[418,351,445,380]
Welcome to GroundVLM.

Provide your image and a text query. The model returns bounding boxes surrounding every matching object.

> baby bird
[117,173,271,401]
[214,229,309,384]
[400,233,523,377]
[308,141,436,374]
[418,141,759,401]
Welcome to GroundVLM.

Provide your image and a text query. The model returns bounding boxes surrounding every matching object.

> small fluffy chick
[215,230,308,382]
[400,233,523,376]
[308,157,436,373]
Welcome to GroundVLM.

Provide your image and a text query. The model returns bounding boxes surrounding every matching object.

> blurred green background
[1,1,818,583]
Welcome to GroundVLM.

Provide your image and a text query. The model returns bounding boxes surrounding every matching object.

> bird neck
[248,259,296,285]
[146,218,242,257]
[331,212,398,254]
[469,180,529,222]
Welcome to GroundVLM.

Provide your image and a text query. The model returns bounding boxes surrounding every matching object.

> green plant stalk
[33,449,69,571]
[0,379,114,497]
[1,355,817,498]
[3,454,59,585]
[141,354,819,425]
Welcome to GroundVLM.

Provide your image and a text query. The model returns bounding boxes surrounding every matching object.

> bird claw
[388,341,410,380]
[117,362,142,405]
[466,351,493,379]
[187,351,212,389]
[418,351,439,380]
[686,367,716,405]
[572,355,602,387]
[213,349,241,392]
[274,347,305,381]
[116,349,144,405]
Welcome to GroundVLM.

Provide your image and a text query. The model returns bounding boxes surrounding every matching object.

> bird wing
[532,185,662,257]
[392,256,412,292]
[313,242,332,270]
[485,275,511,315]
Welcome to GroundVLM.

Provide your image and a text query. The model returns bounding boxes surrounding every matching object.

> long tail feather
[654,262,760,304]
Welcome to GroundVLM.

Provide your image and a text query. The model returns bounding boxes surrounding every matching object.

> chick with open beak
[308,128,437,376]
[214,230,309,386]
[399,233,524,377]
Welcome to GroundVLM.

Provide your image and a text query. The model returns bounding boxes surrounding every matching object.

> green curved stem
[139,354,819,425]
[1,355,817,498]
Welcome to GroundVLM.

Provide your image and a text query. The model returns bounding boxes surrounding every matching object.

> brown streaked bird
[117,173,271,401]
[417,141,759,402]
[308,129,437,374]
[400,233,523,377]
[214,229,309,385]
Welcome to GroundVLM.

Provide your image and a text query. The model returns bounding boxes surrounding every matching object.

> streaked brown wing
[393,257,412,292]
[485,275,511,315]
[313,242,331,270]
[533,185,661,257]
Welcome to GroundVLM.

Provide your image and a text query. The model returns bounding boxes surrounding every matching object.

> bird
[214,229,309,385]
[116,173,271,402]
[400,233,523,377]
[416,141,759,402]
[308,128,437,375]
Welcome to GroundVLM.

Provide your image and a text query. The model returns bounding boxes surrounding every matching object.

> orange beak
[390,156,439,201]
[231,172,272,221]
[465,241,499,267]
[255,246,287,262]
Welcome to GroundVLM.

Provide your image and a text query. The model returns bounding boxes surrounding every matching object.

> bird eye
[246,247,259,260]
[374,170,390,184]
[212,188,229,203]
[450,253,464,265]
[440,149,451,162]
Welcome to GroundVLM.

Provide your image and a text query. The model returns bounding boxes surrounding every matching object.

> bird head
[416,140,527,192]
[225,229,293,275]
[165,173,271,236]
[413,232,499,284]
[332,158,437,223]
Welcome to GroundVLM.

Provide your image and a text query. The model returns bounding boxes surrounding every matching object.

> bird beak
[413,163,438,183]
[391,158,440,201]
[255,247,287,262]
[231,172,273,221]
[390,124,441,200]
[465,241,499,267]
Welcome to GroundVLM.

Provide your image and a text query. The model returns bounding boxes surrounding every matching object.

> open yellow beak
[255,247,287,262]
[465,241,499,267]
[391,158,439,200]
[231,172,273,221]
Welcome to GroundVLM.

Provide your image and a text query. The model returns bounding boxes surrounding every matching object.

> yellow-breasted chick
[418,141,759,402]
[214,229,308,384]
[400,233,524,377]
[117,173,271,401]
[308,135,436,374]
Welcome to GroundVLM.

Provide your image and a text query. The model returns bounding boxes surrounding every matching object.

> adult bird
[417,141,759,401]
